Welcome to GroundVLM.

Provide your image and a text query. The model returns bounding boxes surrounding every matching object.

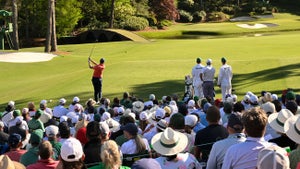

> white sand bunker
[237,23,278,29]
[0,52,56,63]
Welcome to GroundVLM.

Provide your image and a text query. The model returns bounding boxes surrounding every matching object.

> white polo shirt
[121,138,150,154]
[53,105,69,118]
[221,137,274,169]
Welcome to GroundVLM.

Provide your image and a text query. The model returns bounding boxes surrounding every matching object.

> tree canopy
[0,0,299,47]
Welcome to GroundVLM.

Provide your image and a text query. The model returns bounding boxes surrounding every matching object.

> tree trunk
[45,0,52,53]
[51,0,57,52]
[109,0,115,28]
[12,0,19,50]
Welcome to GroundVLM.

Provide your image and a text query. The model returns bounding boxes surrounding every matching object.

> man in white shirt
[221,108,274,169]
[217,57,233,101]
[192,58,204,99]
[53,98,68,121]
[200,59,216,101]
[2,101,15,127]
[206,113,246,169]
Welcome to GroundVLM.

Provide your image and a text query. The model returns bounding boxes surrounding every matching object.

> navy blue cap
[121,123,138,135]
[8,133,22,147]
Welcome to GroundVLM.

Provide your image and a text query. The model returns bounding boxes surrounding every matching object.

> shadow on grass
[2,63,300,109]
[130,80,185,99]
[126,79,222,100]
[182,31,222,36]
[233,63,300,95]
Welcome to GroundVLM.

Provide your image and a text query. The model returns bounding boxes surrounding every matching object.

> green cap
[94,113,101,122]
[13,110,21,117]
[35,109,43,117]
[193,96,199,102]
[196,57,201,63]
[286,91,296,100]
[29,129,44,144]
[221,57,227,63]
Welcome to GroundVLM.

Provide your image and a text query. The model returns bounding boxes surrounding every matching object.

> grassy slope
[0,13,300,109]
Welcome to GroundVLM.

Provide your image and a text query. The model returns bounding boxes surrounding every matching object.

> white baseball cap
[272,94,278,101]
[187,100,195,107]
[60,116,68,123]
[0,121,4,128]
[149,94,155,100]
[257,145,290,169]
[261,102,276,114]
[185,114,198,127]
[73,96,80,103]
[139,111,149,121]
[59,98,66,104]
[8,101,15,107]
[40,100,47,105]
[155,108,165,120]
[117,107,125,114]
[61,138,83,162]
[101,112,111,121]
[45,125,59,137]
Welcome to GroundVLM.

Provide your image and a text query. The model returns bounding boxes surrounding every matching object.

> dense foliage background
[0,0,299,46]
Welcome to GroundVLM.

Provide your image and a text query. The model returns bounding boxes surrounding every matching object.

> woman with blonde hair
[88,140,130,169]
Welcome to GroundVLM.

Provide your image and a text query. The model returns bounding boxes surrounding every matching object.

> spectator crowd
[0,58,300,169]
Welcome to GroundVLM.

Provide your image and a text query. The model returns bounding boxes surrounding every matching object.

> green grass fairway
[0,13,300,109]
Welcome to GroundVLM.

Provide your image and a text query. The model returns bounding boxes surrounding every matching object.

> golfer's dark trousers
[92,77,102,102]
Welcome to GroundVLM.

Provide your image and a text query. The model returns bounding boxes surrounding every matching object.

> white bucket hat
[151,127,188,156]
[132,101,144,113]
[284,114,300,144]
[268,109,294,133]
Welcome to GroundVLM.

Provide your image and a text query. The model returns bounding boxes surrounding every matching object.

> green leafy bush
[193,10,207,22]
[157,19,173,29]
[178,10,193,22]
[177,0,194,11]
[207,12,229,22]
[221,6,235,15]
[147,15,158,26]
[121,16,149,31]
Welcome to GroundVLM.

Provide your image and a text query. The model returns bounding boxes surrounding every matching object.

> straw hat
[0,155,25,169]
[268,109,294,133]
[284,114,300,144]
[156,119,168,131]
[151,127,188,156]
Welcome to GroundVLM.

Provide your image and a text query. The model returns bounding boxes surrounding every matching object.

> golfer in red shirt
[89,57,105,103]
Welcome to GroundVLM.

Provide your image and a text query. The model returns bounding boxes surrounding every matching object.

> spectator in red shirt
[5,133,26,162]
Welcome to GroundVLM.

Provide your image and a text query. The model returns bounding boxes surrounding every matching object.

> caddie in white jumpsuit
[191,58,204,98]
[217,57,233,101]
